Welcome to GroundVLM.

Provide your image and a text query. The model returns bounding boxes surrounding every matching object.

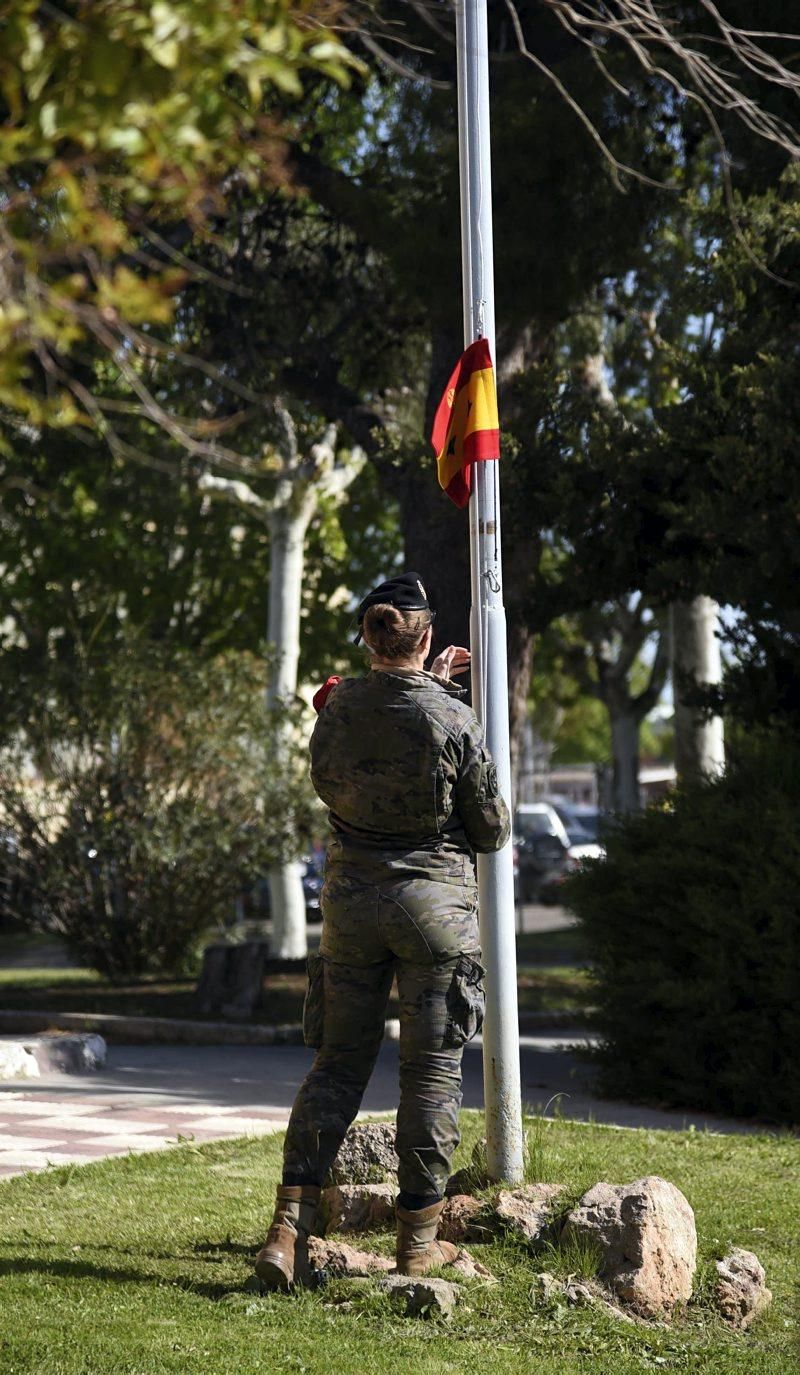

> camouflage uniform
[282,667,510,1200]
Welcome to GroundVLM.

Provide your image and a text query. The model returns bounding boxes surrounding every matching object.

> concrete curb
[0,1010,306,1046]
[0,1008,590,1048]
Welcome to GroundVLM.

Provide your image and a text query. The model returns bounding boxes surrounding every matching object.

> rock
[445,1137,490,1194]
[308,1237,394,1279]
[30,1033,106,1073]
[319,1183,395,1235]
[328,1123,399,1185]
[380,1274,459,1319]
[715,1248,772,1329]
[531,1271,564,1304]
[439,1194,487,1243]
[531,1272,635,1322]
[449,1248,495,1281]
[562,1175,697,1318]
[491,1183,563,1245]
[565,1280,596,1308]
[0,1041,40,1080]
[445,1168,477,1196]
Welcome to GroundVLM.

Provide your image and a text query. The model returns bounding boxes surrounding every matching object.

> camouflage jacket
[310,668,510,886]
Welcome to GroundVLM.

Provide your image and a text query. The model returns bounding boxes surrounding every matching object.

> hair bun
[362,603,430,661]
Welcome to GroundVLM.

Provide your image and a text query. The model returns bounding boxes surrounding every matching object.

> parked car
[240,855,324,923]
[513,803,570,903]
[546,797,602,845]
[301,853,324,918]
[538,798,605,903]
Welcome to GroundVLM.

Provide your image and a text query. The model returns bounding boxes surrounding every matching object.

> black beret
[354,571,433,645]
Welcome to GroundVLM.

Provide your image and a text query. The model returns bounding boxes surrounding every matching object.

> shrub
[0,644,315,981]
[566,734,800,1124]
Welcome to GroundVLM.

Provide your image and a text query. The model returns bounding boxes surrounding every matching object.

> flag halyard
[431,338,500,508]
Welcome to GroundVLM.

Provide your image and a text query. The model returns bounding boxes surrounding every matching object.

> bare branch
[197,472,273,520]
[354,29,451,88]
[132,223,256,299]
[504,0,675,192]
[542,0,800,161]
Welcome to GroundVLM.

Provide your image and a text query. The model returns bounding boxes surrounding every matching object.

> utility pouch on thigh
[444,953,486,1048]
[302,953,325,1048]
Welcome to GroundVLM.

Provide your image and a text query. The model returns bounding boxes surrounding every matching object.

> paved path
[0,1035,769,1181]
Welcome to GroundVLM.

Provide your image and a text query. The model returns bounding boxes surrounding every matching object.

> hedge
[567,735,800,1125]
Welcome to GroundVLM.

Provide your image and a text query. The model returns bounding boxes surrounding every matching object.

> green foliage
[506,170,800,732]
[567,735,800,1123]
[0,0,361,425]
[531,626,670,766]
[537,1233,604,1283]
[0,642,315,980]
[0,1113,796,1373]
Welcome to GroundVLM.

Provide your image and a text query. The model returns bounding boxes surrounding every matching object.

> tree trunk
[610,709,641,813]
[401,486,471,651]
[266,507,311,960]
[672,597,725,783]
[507,619,534,807]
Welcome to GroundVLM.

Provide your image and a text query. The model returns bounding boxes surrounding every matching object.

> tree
[0,0,360,430]
[5,0,799,780]
[550,599,669,811]
[199,409,366,958]
[672,598,725,782]
[527,628,670,800]
[0,643,313,979]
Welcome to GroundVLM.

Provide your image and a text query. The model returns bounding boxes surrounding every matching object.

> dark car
[241,855,324,923]
[513,803,571,903]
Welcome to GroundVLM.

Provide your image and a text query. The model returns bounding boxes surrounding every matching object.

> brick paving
[0,1090,289,1179]
[0,1026,762,1185]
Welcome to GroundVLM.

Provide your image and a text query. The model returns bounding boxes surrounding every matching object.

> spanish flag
[431,338,500,508]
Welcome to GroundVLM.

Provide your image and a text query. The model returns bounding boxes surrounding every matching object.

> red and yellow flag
[430,338,500,508]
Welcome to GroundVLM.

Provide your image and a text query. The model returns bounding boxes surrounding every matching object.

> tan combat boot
[395,1199,460,1276]
[254,1184,321,1291]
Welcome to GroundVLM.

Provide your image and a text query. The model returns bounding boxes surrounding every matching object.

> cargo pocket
[444,953,486,1048]
[302,953,325,1049]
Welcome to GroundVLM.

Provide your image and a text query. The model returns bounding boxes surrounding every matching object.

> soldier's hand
[430,645,471,679]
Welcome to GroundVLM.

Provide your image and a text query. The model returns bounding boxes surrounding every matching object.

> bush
[0,645,315,981]
[566,734,800,1125]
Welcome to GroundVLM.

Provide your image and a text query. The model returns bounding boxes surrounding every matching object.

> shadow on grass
[194,1238,252,1256]
[0,1254,255,1302]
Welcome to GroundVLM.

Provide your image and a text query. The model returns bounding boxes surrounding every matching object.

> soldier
[254,571,510,1289]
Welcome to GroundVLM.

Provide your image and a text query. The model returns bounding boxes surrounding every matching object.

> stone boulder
[530,1270,636,1322]
[490,1184,563,1246]
[561,1175,696,1318]
[319,1183,395,1235]
[328,1123,399,1184]
[449,1248,495,1281]
[530,1270,564,1305]
[439,1194,487,1243]
[32,1033,106,1073]
[380,1274,460,1319]
[0,1042,40,1080]
[446,1137,489,1195]
[715,1248,772,1329]
[308,1237,394,1278]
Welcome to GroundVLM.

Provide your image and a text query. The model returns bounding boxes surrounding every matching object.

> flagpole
[456,0,525,1184]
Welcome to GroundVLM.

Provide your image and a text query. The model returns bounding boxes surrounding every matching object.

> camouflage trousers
[282,870,485,1199]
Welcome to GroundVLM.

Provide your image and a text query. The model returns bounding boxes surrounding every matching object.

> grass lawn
[0,959,594,1025]
[0,1112,796,1375]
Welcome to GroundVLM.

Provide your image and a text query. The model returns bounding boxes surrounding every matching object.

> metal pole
[456,0,525,1185]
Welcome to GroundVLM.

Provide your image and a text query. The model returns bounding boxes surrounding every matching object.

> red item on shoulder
[313,675,342,713]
